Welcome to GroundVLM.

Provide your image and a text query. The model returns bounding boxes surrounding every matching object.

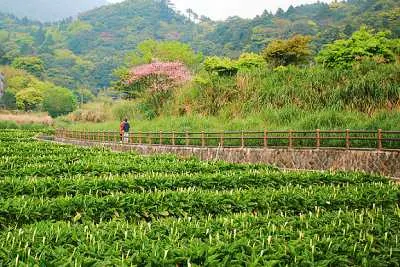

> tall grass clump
[170,62,399,118]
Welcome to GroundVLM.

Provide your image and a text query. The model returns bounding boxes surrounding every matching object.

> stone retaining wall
[52,138,400,178]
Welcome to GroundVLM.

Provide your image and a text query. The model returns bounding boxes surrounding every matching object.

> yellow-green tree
[262,35,313,67]
[316,27,399,68]
[11,56,44,78]
[16,87,43,111]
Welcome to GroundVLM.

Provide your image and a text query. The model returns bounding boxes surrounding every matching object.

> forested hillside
[0,0,107,22]
[0,0,399,90]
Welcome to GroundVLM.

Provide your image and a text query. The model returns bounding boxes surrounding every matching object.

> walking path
[40,130,400,179]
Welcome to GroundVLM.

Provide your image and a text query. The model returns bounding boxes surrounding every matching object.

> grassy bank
[57,108,400,132]
[0,111,54,130]
[58,62,400,132]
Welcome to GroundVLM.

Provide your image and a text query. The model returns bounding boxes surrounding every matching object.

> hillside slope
[0,0,399,89]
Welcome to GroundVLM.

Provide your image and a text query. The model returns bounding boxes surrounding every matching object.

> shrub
[112,101,140,121]
[203,56,238,76]
[237,53,266,69]
[43,87,77,117]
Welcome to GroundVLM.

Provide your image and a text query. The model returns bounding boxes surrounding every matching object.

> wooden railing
[55,129,400,151]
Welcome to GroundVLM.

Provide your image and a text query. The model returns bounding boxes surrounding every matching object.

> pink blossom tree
[126,61,191,92]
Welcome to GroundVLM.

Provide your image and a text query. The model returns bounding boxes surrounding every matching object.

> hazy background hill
[0,0,108,21]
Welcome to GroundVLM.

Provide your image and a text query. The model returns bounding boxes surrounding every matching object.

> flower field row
[0,130,399,266]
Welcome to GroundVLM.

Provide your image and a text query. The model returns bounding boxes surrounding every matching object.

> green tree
[316,27,398,68]
[16,87,43,111]
[43,87,77,117]
[125,40,203,68]
[0,91,17,109]
[262,35,313,67]
[203,56,238,76]
[12,56,45,78]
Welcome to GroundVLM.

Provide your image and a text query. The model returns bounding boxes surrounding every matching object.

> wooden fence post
[185,131,190,146]
[346,129,350,150]
[201,131,205,147]
[241,131,245,148]
[159,131,163,145]
[288,130,293,149]
[220,131,224,148]
[172,131,175,146]
[316,129,321,149]
[138,131,142,145]
[264,130,268,148]
[378,129,383,151]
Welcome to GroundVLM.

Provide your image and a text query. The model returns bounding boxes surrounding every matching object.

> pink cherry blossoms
[126,61,191,92]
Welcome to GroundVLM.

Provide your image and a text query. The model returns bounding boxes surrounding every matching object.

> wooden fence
[55,129,400,151]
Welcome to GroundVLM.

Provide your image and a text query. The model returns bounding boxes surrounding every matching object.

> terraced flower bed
[0,130,399,266]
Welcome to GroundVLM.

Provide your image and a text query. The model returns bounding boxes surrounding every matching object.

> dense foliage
[0,0,399,89]
[11,56,45,78]
[0,66,77,116]
[317,27,399,68]
[0,130,399,265]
